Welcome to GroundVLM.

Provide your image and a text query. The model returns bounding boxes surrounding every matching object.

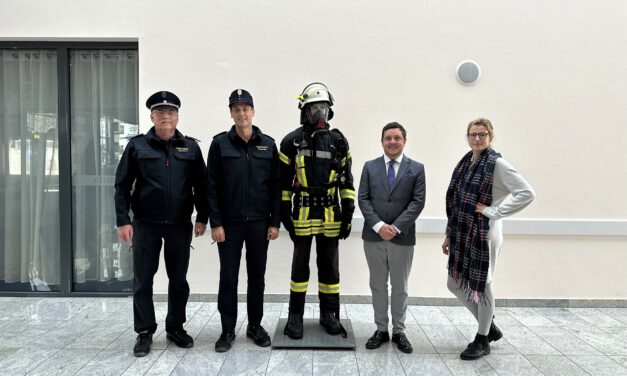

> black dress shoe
[461,334,490,360]
[392,332,413,353]
[215,332,236,353]
[246,324,271,347]
[133,332,152,357]
[365,330,390,349]
[166,329,194,348]
[284,313,304,339]
[319,312,341,335]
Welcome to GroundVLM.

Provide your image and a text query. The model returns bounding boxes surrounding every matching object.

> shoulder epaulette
[213,131,227,139]
[184,135,200,143]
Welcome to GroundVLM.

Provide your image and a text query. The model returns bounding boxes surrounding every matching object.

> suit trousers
[363,240,414,334]
[132,221,193,334]
[217,220,269,333]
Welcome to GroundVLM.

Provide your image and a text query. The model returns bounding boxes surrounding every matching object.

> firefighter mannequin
[279,83,355,339]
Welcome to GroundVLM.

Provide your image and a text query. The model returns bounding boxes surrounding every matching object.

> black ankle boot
[319,312,341,335]
[460,334,490,360]
[488,321,503,343]
[284,313,304,339]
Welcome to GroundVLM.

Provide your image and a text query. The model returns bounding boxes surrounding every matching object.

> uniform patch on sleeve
[176,147,189,152]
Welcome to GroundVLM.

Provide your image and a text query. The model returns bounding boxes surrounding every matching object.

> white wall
[2,0,626,299]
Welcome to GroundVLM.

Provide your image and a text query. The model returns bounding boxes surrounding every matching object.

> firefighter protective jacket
[279,125,355,237]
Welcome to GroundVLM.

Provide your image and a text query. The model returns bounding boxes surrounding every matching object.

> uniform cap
[228,89,254,108]
[146,91,181,111]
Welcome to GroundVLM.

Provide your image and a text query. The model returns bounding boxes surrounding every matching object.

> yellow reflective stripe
[290,280,308,293]
[340,189,355,200]
[298,207,310,221]
[325,207,334,223]
[319,282,340,294]
[327,186,336,196]
[282,190,292,201]
[328,170,337,183]
[340,151,352,168]
[279,151,290,165]
[296,155,308,187]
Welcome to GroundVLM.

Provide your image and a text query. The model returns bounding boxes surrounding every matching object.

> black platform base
[272,318,356,349]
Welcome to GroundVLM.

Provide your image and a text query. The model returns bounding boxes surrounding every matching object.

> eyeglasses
[152,109,178,117]
[467,132,489,139]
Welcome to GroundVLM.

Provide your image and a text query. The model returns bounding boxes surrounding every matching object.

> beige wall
[2,0,626,299]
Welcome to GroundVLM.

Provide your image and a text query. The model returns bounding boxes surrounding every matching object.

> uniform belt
[297,195,336,207]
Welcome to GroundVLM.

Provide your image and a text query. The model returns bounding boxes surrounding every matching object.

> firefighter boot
[320,311,341,335]
[284,313,304,339]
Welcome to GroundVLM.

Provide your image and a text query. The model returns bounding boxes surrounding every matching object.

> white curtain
[0,49,60,289]
[71,50,138,287]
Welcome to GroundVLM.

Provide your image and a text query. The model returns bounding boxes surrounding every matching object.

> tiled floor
[0,298,626,375]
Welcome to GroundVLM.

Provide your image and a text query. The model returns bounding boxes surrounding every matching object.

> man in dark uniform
[208,89,281,352]
[279,82,355,339]
[114,91,209,357]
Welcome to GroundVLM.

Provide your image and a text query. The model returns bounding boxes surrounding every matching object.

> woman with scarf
[442,118,535,360]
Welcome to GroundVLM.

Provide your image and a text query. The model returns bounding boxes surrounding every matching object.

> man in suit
[357,122,426,353]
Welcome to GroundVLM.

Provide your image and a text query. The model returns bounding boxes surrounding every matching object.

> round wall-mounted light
[456,60,481,86]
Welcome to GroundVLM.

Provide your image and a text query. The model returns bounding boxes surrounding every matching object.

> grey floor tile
[1,327,48,347]
[440,353,498,376]
[570,308,625,328]
[398,353,453,375]
[0,347,59,375]
[407,306,452,326]
[121,349,164,376]
[27,348,100,376]
[171,348,227,376]
[0,347,18,362]
[344,303,376,324]
[499,325,560,355]
[484,354,543,376]
[145,345,189,376]
[569,355,627,376]
[610,355,627,368]
[525,355,589,376]
[528,325,602,355]
[403,325,438,354]
[504,307,558,327]
[440,307,477,326]
[602,325,627,343]
[355,351,405,376]
[421,325,469,354]
[68,321,130,349]
[599,308,627,325]
[229,349,277,376]
[565,322,627,355]
[313,350,359,376]
[73,349,136,376]
[492,308,524,327]
[534,308,592,327]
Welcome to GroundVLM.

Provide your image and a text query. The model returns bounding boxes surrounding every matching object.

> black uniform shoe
[215,332,236,353]
[392,332,413,353]
[284,313,304,339]
[133,332,152,357]
[461,334,490,360]
[319,312,341,335]
[365,330,390,349]
[246,324,271,347]
[166,329,194,348]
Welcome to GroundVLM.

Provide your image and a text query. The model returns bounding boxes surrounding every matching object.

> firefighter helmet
[297,82,335,124]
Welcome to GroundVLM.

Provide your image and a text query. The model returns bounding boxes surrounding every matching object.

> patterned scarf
[446,148,501,303]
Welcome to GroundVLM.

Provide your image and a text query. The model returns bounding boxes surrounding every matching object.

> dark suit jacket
[358,155,426,245]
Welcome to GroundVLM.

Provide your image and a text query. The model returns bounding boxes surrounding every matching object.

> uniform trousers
[288,234,340,314]
[217,220,269,333]
[132,221,193,334]
[363,240,414,334]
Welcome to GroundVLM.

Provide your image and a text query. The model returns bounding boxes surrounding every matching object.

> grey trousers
[364,240,414,334]
[447,275,495,335]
